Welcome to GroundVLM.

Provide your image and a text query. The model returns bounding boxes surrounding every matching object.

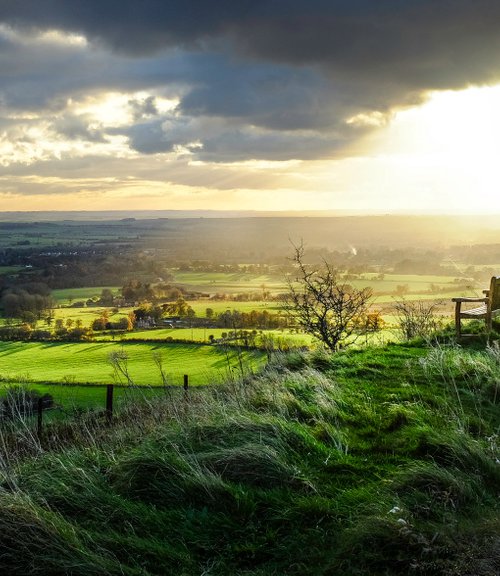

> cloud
[0,25,187,111]
[4,1,500,92]
[3,1,500,168]
[0,26,361,163]
[177,55,343,132]
[0,1,248,54]
[126,120,176,154]
[0,151,305,197]
[129,95,159,120]
[52,114,106,143]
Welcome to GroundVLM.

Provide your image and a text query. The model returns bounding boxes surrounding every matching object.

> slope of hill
[0,340,499,575]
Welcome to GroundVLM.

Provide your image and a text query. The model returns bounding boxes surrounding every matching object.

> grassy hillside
[0,340,499,574]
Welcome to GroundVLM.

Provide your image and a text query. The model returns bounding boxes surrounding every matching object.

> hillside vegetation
[0,339,499,575]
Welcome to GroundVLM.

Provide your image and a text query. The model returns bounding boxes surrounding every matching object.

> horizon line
[1,209,500,219]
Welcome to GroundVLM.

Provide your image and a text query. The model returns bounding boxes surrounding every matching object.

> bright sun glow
[72,93,136,127]
[358,85,500,213]
[71,92,178,127]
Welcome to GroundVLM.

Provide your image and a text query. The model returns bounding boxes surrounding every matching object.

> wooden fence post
[183,374,189,407]
[37,397,43,438]
[106,384,114,423]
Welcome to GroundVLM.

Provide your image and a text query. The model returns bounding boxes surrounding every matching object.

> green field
[52,286,120,304]
[117,326,312,344]
[52,305,127,325]
[174,270,472,296]
[371,291,474,307]
[0,271,478,350]
[15,381,178,411]
[47,271,481,333]
[0,221,130,250]
[360,272,460,284]
[0,341,265,387]
[28,296,466,339]
[173,271,287,294]
[53,299,283,324]
[48,306,312,346]
[51,273,475,307]
[0,265,24,276]
[189,299,283,314]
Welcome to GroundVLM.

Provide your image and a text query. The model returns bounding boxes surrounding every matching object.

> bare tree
[284,243,372,352]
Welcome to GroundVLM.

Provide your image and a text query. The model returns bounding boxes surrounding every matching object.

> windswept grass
[0,340,498,574]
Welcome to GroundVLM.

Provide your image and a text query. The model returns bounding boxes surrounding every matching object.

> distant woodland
[0,215,499,292]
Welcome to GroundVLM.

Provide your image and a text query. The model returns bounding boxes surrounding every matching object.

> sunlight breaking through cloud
[1,2,500,212]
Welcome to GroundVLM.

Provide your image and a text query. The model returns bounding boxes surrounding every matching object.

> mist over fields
[1,212,500,253]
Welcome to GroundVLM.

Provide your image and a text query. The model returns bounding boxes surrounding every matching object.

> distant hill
[0,209,350,221]
[1,212,500,250]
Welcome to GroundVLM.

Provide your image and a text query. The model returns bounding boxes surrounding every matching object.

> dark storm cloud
[126,120,176,154]
[0,26,188,111]
[3,1,500,92]
[124,114,345,161]
[0,1,255,54]
[198,129,341,162]
[177,55,344,132]
[0,26,354,161]
[3,1,500,164]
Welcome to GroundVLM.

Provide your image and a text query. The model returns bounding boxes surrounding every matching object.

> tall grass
[417,341,500,436]
[0,342,497,574]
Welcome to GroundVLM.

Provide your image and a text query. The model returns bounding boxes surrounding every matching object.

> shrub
[393,298,443,340]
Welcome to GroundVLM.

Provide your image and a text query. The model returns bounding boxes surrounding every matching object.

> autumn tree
[163,297,195,318]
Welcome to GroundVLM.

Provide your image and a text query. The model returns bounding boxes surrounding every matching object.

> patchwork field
[47,271,480,329]
[173,270,475,296]
[172,271,286,294]
[27,272,473,347]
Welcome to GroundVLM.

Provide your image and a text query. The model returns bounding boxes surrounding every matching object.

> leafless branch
[284,242,372,352]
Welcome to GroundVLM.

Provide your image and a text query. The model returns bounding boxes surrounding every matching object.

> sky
[1,0,500,214]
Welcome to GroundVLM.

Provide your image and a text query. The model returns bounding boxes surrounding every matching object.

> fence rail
[2,375,193,437]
